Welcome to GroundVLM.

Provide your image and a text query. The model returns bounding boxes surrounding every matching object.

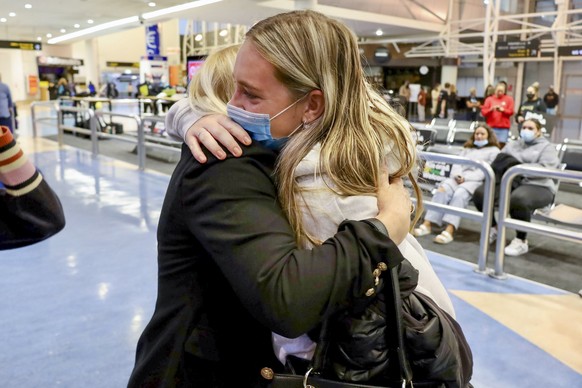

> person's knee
[511,191,539,210]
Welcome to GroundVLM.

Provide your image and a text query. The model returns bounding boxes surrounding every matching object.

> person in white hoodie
[413,123,500,244]
[166,12,455,370]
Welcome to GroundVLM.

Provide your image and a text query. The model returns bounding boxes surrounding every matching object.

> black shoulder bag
[260,262,473,388]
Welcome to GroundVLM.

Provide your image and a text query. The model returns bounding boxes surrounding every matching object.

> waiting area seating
[532,138,582,228]
[415,118,478,155]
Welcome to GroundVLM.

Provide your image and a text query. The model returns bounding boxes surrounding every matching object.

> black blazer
[128,142,404,387]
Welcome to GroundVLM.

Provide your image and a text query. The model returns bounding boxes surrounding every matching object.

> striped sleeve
[0,126,43,196]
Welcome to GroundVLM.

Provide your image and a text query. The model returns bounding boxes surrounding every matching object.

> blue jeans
[493,127,509,143]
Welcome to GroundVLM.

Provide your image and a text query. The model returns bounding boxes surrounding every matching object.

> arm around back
[159,144,404,338]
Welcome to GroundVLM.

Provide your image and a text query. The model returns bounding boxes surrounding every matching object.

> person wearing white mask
[472,118,560,256]
[413,123,500,244]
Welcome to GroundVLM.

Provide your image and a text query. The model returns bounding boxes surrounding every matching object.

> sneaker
[489,227,497,244]
[504,238,529,256]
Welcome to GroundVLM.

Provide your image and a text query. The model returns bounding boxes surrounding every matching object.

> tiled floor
[2,111,581,387]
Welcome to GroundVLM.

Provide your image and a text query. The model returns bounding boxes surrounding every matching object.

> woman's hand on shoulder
[185,114,251,163]
[375,174,411,244]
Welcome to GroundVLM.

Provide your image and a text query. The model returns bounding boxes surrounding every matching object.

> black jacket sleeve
[0,177,66,250]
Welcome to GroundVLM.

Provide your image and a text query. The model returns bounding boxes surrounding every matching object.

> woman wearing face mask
[166,14,470,385]
[516,82,546,130]
[472,118,560,256]
[413,124,500,244]
[128,14,422,387]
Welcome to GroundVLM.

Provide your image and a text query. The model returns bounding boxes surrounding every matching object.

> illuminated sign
[106,61,140,68]
[495,40,540,58]
[558,45,582,57]
[0,40,42,50]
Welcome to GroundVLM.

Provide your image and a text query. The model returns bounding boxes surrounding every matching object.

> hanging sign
[558,45,582,57]
[495,40,540,58]
[146,24,160,56]
[0,40,41,50]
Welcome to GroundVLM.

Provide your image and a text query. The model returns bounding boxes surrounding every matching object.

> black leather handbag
[261,263,460,388]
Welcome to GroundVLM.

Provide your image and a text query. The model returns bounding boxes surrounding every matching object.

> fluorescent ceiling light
[47,0,221,44]
[142,0,222,20]
[48,16,140,44]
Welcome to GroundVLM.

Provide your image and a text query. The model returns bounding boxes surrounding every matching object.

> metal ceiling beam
[257,0,444,32]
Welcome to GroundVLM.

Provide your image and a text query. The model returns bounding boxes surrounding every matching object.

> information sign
[495,40,540,58]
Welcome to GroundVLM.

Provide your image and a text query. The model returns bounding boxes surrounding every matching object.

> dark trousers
[0,116,12,133]
[473,184,554,240]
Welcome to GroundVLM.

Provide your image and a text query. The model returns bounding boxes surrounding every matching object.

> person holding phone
[481,82,514,147]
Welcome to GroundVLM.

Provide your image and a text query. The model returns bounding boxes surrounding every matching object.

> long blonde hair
[247,10,422,245]
[188,44,239,114]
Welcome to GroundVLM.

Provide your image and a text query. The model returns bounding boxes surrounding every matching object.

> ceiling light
[48,16,140,44]
[25,4,32,9]
[74,24,80,28]
[148,2,157,7]
[46,33,53,38]
[87,19,94,24]
[219,29,228,37]
[60,29,66,33]
[9,12,16,17]
[37,36,42,41]
[142,0,222,20]
[0,18,6,23]
[194,33,203,41]
[375,29,383,36]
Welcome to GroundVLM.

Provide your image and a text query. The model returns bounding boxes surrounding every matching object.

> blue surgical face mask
[226,95,306,150]
[520,129,536,143]
[473,139,488,148]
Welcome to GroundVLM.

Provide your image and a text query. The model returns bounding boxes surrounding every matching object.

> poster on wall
[27,75,39,96]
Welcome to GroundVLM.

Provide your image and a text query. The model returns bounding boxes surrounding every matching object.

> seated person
[0,126,65,249]
[414,123,500,244]
[472,118,560,256]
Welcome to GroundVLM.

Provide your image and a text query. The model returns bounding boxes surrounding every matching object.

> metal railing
[492,165,582,279]
[54,104,181,170]
[30,101,59,137]
[415,152,496,273]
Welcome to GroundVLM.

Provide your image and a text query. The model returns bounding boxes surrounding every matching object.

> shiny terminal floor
[1,106,581,387]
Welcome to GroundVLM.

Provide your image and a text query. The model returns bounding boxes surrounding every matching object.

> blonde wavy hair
[247,10,422,245]
[188,44,239,115]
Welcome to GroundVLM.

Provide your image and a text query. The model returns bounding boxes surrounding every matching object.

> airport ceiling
[0,0,469,45]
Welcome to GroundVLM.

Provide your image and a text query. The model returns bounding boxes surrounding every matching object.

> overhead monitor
[187,55,206,82]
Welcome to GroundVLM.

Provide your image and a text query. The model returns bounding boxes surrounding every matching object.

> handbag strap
[385,265,413,386]
[309,263,414,388]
